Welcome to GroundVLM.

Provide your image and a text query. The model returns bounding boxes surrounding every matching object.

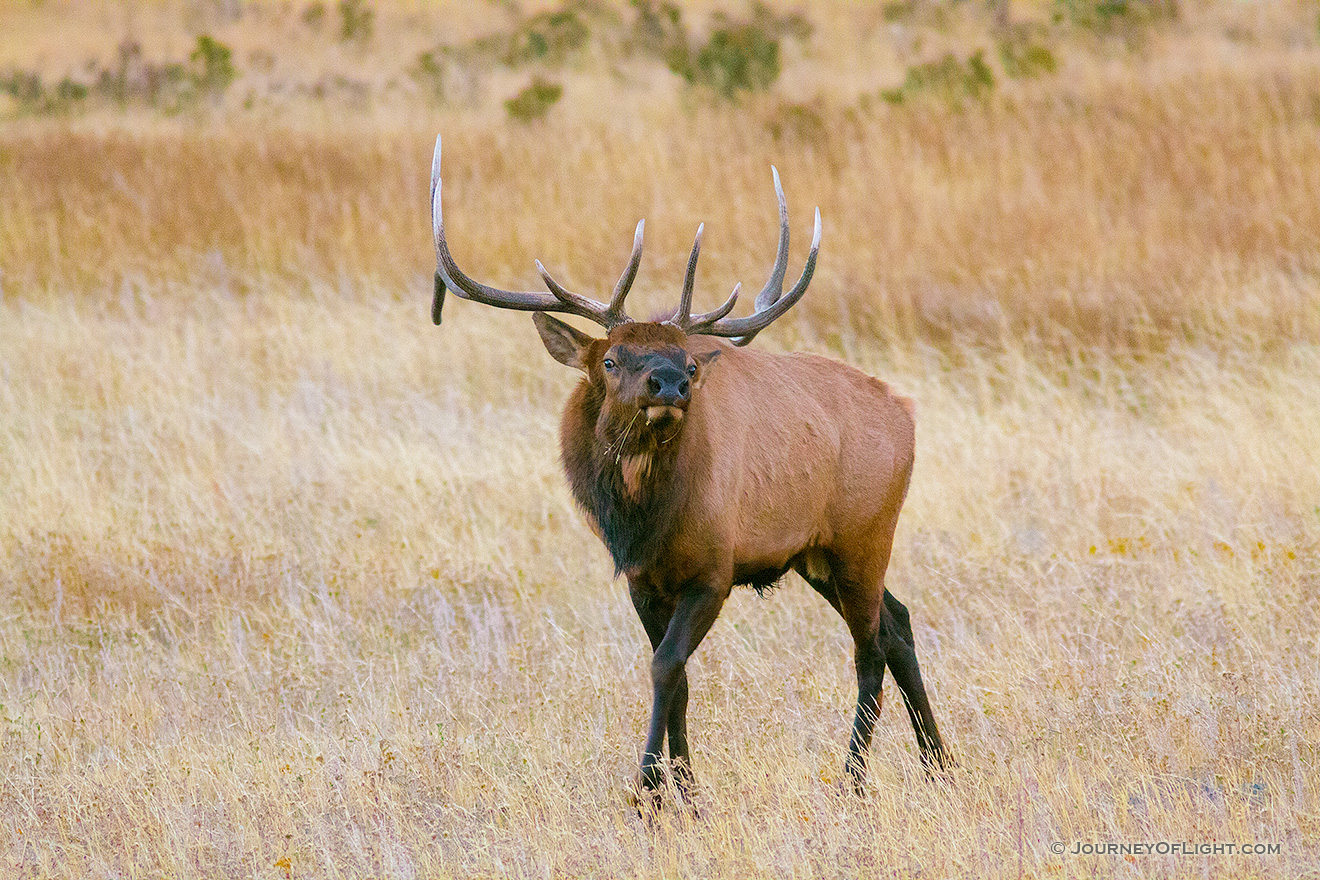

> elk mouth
[645,405,684,426]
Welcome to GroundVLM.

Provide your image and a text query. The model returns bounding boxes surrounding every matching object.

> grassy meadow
[2,1,1319,877]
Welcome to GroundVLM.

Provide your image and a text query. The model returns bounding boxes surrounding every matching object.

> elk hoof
[921,747,955,780]
[627,778,663,820]
[839,774,868,798]
[843,758,868,796]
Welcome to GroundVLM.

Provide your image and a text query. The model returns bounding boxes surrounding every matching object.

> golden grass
[2,1,1319,877]
[6,65,1320,348]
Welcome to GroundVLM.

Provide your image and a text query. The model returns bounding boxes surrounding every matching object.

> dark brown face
[598,324,697,428]
[533,315,720,433]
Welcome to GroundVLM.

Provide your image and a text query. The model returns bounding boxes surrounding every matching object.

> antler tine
[538,218,647,326]
[431,136,463,300]
[684,283,740,334]
[754,166,791,313]
[725,207,820,345]
[430,134,631,328]
[666,224,740,334]
[533,260,606,313]
[698,205,819,346]
[666,223,703,328]
[608,219,645,321]
[664,168,819,343]
[432,137,555,312]
[727,166,793,346]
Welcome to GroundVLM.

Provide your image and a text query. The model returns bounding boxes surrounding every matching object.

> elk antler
[666,166,821,345]
[430,135,639,329]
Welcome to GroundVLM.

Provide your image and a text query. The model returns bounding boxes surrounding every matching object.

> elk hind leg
[882,589,949,772]
[808,555,887,795]
[845,631,887,793]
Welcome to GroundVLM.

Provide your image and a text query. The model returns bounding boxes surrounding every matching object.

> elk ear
[691,348,721,390]
[533,312,595,371]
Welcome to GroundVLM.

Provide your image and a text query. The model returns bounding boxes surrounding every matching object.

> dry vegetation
[2,1,1319,877]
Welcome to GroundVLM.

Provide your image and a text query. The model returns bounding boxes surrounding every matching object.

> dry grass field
[2,1,1319,877]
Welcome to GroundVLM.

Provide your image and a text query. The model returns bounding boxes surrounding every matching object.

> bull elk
[428,136,948,798]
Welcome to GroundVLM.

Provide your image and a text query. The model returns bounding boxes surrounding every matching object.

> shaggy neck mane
[560,382,691,576]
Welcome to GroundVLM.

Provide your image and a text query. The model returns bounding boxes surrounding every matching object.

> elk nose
[646,369,690,404]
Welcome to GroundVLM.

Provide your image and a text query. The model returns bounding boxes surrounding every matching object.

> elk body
[429,136,948,797]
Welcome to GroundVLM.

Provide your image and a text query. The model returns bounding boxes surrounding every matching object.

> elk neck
[559,380,698,576]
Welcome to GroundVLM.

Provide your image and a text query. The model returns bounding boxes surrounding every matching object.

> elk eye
[687,364,697,377]
[603,358,615,372]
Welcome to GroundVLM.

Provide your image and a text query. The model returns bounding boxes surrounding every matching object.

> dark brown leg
[827,567,888,795]
[883,589,948,771]
[628,583,694,791]
[800,552,888,790]
[798,560,844,617]
[635,580,729,793]
[844,634,886,793]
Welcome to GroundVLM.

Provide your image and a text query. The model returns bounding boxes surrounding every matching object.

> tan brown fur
[619,453,652,500]
[539,318,948,797]
[437,133,942,798]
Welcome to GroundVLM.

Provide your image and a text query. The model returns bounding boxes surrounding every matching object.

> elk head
[534,318,718,442]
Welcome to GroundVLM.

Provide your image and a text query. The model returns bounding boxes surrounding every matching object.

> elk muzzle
[641,365,690,424]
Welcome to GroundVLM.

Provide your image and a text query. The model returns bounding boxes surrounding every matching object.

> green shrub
[999,35,1058,79]
[419,1,807,105]
[410,51,446,103]
[690,22,780,98]
[189,35,236,100]
[877,0,951,29]
[338,0,373,43]
[665,4,810,100]
[504,9,591,66]
[1053,0,1176,33]
[629,0,685,50]
[748,1,812,42]
[765,101,827,143]
[505,76,563,122]
[301,2,326,29]
[428,2,595,75]
[628,0,693,78]
[1,70,46,109]
[881,0,919,23]
[54,77,89,104]
[93,41,190,110]
[881,50,995,107]
[1,34,240,116]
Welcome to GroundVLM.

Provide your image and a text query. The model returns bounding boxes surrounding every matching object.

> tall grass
[2,1,1318,877]
[5,64,1320,348]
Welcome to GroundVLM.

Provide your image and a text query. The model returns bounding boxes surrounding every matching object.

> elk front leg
[845,639,886,793]
[629,585,691,787]
[637,580,730,793]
